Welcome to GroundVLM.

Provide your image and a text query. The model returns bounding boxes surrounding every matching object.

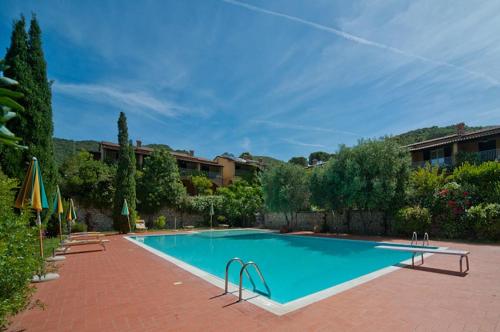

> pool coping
[124,230,445,316]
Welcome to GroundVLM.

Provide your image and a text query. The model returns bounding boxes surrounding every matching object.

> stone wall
[263,210,391,235]
[74,202,205,231]
[74,201,391,235]
[74,205,113,231]
[142,207,204,229]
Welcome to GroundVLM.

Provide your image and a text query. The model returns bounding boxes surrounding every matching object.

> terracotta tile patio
[7,233,500,332]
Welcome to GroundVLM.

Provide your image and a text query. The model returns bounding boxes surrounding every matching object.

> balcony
[412,149,499,168]
[412,157,453,168]
[479,148,500,162]
[179,168,222,180]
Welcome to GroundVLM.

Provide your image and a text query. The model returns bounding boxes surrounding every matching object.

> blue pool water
[130,230,430,304]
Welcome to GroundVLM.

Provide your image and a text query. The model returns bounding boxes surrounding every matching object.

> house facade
[214,155,261,186]
[96,141,262,192]
[407,124,500,168]
[98,141,223,191]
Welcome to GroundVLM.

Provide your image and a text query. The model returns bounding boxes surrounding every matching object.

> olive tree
[261,163,310,230]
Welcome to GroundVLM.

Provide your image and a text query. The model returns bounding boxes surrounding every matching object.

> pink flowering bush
[434,182,473,238]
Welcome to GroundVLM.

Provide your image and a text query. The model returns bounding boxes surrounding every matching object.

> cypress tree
[0,16,31,179]
[27,15,57,194]
[0,15,57,196]
[113,112,136,233]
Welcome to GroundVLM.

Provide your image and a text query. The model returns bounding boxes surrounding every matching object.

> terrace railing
[479,148,500,162]
[412,156,453,168]
[179,168,222,180]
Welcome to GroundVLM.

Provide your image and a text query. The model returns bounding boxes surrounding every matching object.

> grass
[43,237,61,258]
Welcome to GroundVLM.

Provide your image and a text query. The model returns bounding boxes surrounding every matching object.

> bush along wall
[396,162,500,241]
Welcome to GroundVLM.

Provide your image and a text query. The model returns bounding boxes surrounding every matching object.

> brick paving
[7,233,500,332]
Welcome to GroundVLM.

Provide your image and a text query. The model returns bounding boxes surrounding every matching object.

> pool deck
[7,231,500,332]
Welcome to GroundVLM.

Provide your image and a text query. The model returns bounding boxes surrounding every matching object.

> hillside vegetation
[391,124,484,146]
[53,138,99,165]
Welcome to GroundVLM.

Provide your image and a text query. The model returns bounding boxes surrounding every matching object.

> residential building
[214,155,261,186]
[407,124,500,168]
[97,141,223,192]
[96,142,263,192]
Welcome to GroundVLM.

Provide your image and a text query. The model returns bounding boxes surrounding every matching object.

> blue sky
[1,0,500,161]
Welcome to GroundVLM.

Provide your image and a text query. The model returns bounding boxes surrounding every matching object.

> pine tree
[0,15,57,196]
[113,112,136,233]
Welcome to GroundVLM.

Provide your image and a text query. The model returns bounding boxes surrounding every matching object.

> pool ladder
[410,232,430,264]
[411,232,430,246]
[224,257,271,301]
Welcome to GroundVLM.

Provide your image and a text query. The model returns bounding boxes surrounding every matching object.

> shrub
[0,172,39,329]
[71,222,87,233]
[394,206,431,235]
[452,161,500,204]
[467,204,500,241]
[191,175,213,196]
[407,164,446,209]
[216,215,226,225]
[433,182,472,238]
[154,215,166,229]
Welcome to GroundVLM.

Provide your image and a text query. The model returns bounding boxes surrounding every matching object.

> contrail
[222,0,500,86]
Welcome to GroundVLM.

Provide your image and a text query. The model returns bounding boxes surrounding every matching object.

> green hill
[391,124,484,146]
[252,155,285,169]
[53,138,100,166]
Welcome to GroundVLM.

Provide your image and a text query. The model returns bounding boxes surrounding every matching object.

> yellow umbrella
[65,198,77,236]
[52,185,64,241]
[15,157,49,258]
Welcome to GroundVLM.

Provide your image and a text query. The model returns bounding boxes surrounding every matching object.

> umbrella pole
[127,215,131,233]
[58,213,63,242]
[37,211,44,258]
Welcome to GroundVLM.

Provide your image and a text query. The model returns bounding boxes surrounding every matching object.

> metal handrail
[224,257,254,294]
[422,232,430,247]
[411,232,418,246]
[238,261,271,301]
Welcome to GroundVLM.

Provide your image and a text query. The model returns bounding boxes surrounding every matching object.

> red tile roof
[406,126,500,151]
[100,142,222,166]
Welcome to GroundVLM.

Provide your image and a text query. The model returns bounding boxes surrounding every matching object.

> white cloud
[222,0,500,86]
[53,82,190,118]
[282,138,326,148]
[253,120,360,136]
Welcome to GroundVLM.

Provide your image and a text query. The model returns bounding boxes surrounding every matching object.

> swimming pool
[127,229,434,314]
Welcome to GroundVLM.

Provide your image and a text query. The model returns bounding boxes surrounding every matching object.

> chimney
[136,140,142,147]
[456,123,465,136]
[189,150,194,156]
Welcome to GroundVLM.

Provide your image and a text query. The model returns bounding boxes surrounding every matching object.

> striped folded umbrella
[121,199,131,233]
[15,157,49,257]
[65,198,77,235]
[52,185,64,241]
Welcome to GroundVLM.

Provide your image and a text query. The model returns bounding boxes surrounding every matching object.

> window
[430,148,445,165]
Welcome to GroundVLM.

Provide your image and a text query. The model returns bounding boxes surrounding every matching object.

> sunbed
[58,238,109,252]
[135,220,147,232]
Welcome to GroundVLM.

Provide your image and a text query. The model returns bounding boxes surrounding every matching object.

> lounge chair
[58,238,109,253]
[135,220,147,232]
[376,245,470,272]
[68,232,105,241]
